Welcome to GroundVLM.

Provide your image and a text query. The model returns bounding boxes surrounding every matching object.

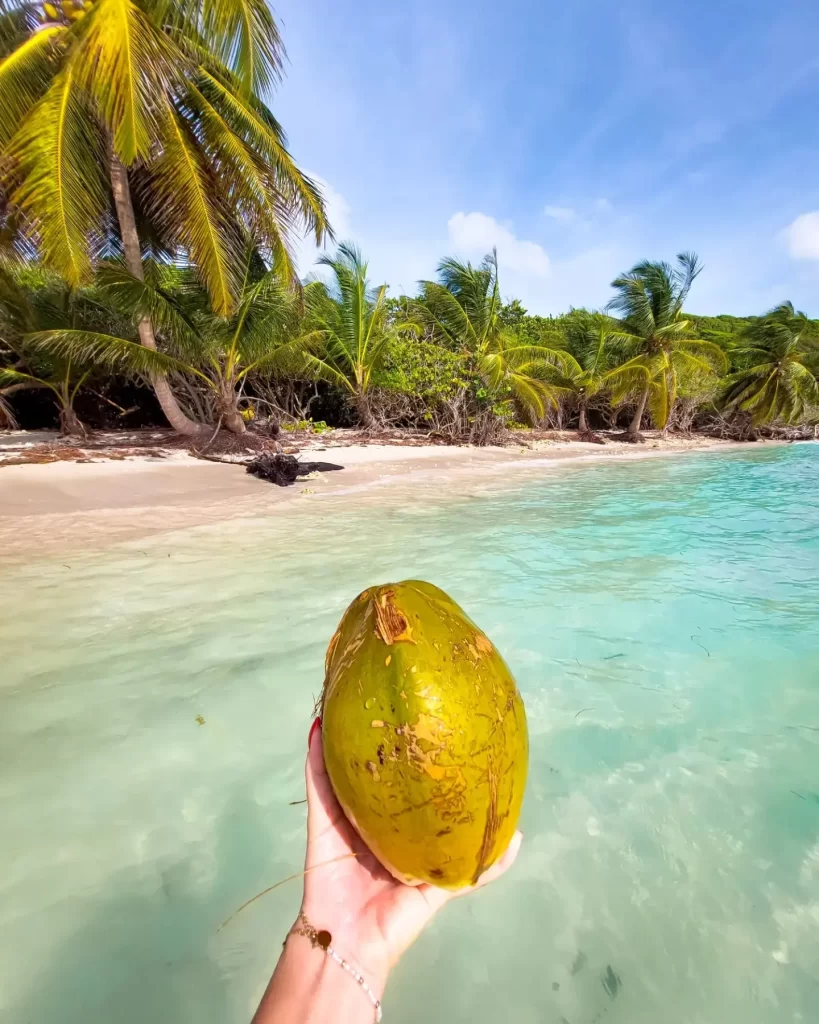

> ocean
[1,444,817,1023]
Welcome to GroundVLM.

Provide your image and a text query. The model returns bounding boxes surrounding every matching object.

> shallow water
[2,445,818,1024]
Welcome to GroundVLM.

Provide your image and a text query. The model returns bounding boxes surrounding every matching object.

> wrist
[290,913,386,999]
[297,903,391,994]
[253,928,386,1024]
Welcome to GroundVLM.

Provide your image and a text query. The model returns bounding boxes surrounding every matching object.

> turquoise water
[1,445,818,1023]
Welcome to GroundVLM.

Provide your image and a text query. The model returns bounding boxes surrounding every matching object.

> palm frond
[76,0,175,164]
[199,0,284,95]
[416,280,479,349]
[26,328,204,379]
[195,65,329,244]
[0,22,66,144]
[185,82,298,283]
[94,261,204,358]
[0,365,55,392]
[300,350,356,394]
[7,64,108,284]
[145,96,241,314]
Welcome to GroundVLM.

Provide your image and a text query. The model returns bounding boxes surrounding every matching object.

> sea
[1,443,817,1023]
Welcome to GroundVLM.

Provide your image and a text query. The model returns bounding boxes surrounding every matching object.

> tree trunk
[219,385,246,434]
[60,403,85,436]
[578,402,588,432]
[355,390,374,428]
[109,154,204,437]
[628,389,649,439]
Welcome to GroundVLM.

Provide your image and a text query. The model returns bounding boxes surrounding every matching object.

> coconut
[321,580,528,889]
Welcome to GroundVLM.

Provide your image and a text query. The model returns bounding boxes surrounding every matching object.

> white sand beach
[0,431,766,554]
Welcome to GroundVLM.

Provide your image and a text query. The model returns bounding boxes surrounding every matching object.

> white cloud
[447,211,550,277]
[783,212,819,261]
[543,204,577,222]
[594,197,612,211]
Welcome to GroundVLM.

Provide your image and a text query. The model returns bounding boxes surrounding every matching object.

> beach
[0,431,763,554]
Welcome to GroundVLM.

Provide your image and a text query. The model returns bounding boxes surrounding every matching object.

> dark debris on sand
[246,452,344,486]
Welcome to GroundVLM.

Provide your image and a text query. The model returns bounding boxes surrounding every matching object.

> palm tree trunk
[219,384,246,434]
[578,402,588,432]
[355,390,374,428]
[60,403,85,435]
[109,154,203,437]
[628,389,649,439]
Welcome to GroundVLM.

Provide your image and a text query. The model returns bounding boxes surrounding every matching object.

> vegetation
[417,250,572,439]
[0,0,328,434]
[0,4,816,443]
[605,253,727,439]
[300,244,418,428]
[722,303,819,425]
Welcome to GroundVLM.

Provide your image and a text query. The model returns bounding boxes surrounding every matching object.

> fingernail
[308,717,321,748]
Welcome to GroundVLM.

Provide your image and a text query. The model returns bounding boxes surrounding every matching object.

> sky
[269,0,819,316]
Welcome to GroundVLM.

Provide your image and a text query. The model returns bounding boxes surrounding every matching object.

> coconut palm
[0,0,329,434]
[722,302,819,425]
[0,355,90,432]
[607,252,726,438]
[541,310,623,431]
[301,243,418,427]
[417,249,570,422]
[0,263,102,432]
[25,254,309,433]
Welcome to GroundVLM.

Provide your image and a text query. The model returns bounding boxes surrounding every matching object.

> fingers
[305,719,344,842]
[472,830,523,889]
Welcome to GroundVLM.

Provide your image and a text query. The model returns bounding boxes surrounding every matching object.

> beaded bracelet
[289,911,383,1022]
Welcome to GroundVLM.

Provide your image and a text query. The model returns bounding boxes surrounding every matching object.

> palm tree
[0,263,98,432]
[0,356,90,433]
[722,302,819,425]
[0,0,329,434]
[417,249,570,423]
[607,252,726,439]
[543,310,622,431]
[25,254,308,433]
[301,243,418,427]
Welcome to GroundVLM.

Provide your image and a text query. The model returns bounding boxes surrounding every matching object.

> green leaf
[145,97,241,314]
[0,23,66,144]
[76,0,175,164]
[8,65,108,285]
[26,328,203,378]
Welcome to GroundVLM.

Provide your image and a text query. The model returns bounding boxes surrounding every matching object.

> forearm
[252,930,388,1024]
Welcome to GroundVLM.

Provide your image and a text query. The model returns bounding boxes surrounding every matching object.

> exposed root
[577,428,606,445]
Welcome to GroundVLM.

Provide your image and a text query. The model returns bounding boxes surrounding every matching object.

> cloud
[543,204,577,222]
[594,198,612,211]
[783,212,819,261]
[447,211,550,277]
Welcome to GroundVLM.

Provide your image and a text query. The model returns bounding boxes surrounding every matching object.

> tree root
[577,428,606,445]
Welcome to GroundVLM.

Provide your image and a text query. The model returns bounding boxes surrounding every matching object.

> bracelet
[289,911,383,1022]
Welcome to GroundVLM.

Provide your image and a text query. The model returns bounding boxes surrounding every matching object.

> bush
[280,419,331,434]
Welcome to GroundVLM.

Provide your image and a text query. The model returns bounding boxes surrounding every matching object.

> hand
[300,718,523,990]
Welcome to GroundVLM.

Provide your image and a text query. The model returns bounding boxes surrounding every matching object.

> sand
[0,432,765,555]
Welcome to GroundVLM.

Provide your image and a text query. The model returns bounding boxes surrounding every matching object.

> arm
[252,718,522,1024]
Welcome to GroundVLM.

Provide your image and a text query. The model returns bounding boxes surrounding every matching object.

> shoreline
[0,431,776,557]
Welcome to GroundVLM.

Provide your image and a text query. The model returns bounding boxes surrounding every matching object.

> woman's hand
[252,718,521,1024]
[300,717,522,989]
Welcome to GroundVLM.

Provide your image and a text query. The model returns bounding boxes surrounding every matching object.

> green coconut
[321,580,528,889]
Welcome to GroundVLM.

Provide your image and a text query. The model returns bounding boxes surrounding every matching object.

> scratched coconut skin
[321,580,529,889]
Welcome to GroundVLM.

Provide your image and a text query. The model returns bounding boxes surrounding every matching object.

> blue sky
[271,0,819,316]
